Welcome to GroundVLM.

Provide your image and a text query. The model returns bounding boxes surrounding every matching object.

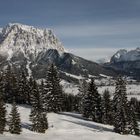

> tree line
[0,64,139,136]
[77,77,140,136]
[0,64,65,134]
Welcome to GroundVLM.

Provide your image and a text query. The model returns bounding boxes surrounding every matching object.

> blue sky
[0,0,140,61]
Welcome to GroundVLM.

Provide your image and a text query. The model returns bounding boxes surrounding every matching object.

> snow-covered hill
[2,104,139,140]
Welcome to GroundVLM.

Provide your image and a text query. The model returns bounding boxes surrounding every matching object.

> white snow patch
[26,61,32,77]
[64,72,84,80]
[72,59,76,65]
[99,74,112,79]
[61,80,79,95]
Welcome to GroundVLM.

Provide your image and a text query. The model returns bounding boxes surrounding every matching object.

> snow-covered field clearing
[98,84,140,100]
[61,79,140,100]
[0,104,139,140]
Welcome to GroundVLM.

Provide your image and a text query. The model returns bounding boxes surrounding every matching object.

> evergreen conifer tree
[129,102,140,136]
[102,90,112,125]
[43,64,63,113]
[30,80,48,133]
[9,101,21,134]
[112,76,130,134]
[28,76,34,105]
[130,98,140,121]
[3,65,14,103]
[11,72,19,103]
[0,94,6,134]
[83,78,102,123]
[0,73,5,100]
[77,79,88,113]
[18,71,30,104]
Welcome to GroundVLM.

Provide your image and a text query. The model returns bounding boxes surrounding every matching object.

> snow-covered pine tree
[30,80,48,133]
[112,76,130,134]
[1,66,19,103]
[77,79,88,113]
[82,78,94,118]
[30,80,42,108]
[102,89,112,125]
[9,101,21,134]
[129,102,140,136]
[0,73,5,99]
[94,90,102,123]
[43,64,63,113]
[82,78,102,123]
[10,71,19,103]
[3,65,14,103]
[39,79,47,111]
[0,93,6,134]
[63,94,75,112]
[18,70,30,104]
[130,98,140,121]
[28,76,34,105]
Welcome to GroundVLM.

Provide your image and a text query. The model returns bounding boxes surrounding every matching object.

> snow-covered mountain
[0,23,65,61]
[0,23,116,83]
[110,48,140,63]
[105,47,140,80]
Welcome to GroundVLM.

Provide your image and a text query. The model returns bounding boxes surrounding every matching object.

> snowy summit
[0,23,65,60]
[110,48,140,63]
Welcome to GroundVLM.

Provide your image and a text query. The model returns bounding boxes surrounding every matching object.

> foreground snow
[1,104,139,140]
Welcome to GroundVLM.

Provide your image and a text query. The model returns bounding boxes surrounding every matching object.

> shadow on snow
[58,112,113,133]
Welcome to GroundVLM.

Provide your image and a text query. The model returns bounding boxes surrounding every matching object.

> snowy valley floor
[0,104,139,140]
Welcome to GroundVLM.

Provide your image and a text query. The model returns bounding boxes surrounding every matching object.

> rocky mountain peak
[110,49,127,63]
[0,23,65,61]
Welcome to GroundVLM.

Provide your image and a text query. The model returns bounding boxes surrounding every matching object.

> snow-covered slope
[110,48,140,63]
[2,104,139,140]
[0,23,65,60]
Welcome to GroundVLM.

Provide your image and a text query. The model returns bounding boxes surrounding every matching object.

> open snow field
[0,104,139,140]
[61,79,140,100]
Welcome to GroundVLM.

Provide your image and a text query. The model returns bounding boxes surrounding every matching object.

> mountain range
[104,48,140,80]
[0,23,117,84]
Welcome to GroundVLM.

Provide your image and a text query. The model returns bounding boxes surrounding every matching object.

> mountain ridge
[0,23,117,83]
[0,23,65,60]
[110,48,140,63]
[105,47,140,80]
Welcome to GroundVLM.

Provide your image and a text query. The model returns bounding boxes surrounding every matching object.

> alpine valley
[0,23,140,97]
[0,24,116,80]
